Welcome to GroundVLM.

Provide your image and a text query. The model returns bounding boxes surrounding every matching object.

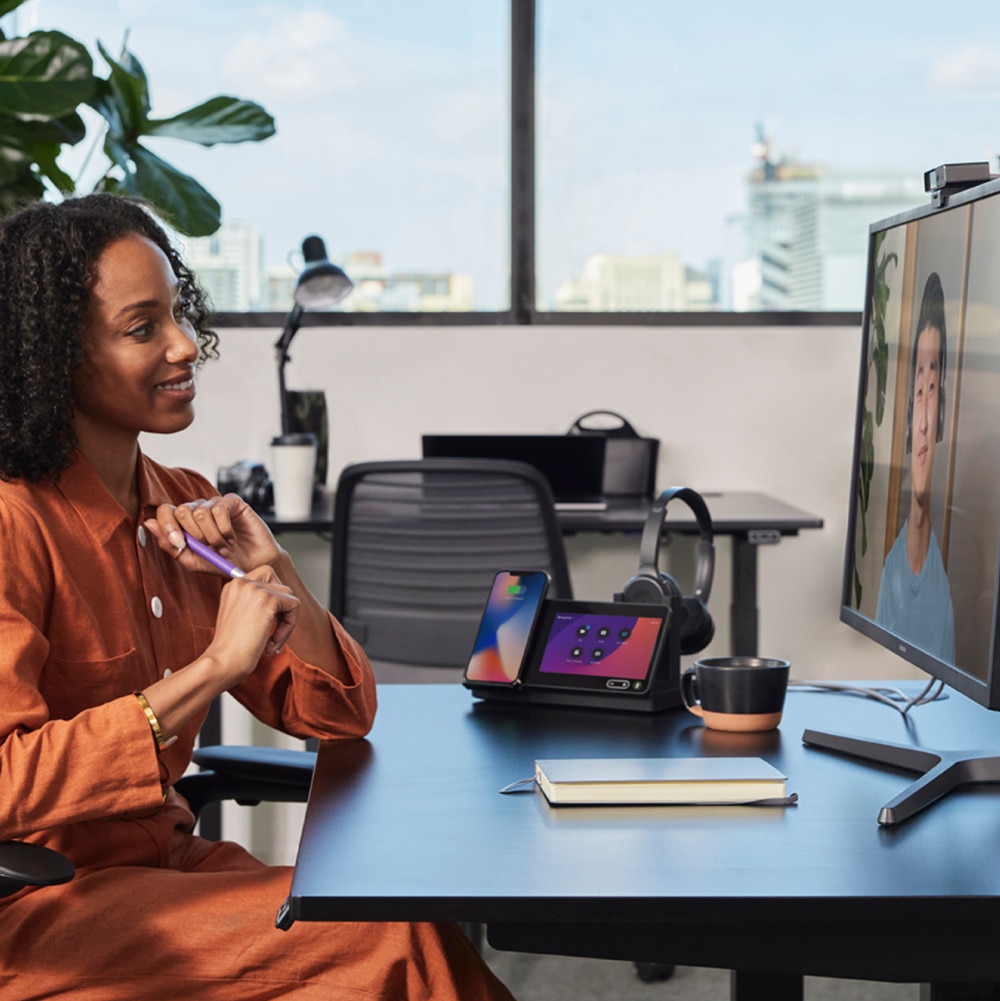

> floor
[482,947,920,1001]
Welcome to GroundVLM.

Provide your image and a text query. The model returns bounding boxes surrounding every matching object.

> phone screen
[464,570,550,685]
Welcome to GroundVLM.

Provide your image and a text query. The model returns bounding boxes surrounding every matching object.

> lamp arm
[275,304,303,438]
[275,303,304,358]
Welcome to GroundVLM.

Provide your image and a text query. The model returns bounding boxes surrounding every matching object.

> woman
[0,194,513,1000]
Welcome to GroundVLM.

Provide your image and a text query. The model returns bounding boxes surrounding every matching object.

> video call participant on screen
[875,271,956,661]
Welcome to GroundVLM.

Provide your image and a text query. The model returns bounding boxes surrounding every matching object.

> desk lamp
[275,236,352,437]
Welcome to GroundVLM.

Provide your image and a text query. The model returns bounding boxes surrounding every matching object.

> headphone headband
[637,486,715,604]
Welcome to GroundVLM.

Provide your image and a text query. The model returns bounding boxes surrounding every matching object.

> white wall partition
[144,322,913,861]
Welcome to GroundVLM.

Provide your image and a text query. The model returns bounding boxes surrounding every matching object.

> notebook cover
[534,756,787,805]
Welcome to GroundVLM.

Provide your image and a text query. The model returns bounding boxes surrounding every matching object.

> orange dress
[0,453,512,1000]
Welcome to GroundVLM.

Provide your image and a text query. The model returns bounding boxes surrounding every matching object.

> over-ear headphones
[619,486,715,656]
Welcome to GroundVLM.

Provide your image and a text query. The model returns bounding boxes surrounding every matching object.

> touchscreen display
[524,600,670,693]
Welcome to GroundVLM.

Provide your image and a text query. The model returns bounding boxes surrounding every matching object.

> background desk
[198,491,820,842]
[266,489,823,659]
[288,683,1000,998]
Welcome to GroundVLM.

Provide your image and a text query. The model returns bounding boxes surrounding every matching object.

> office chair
[0,744,315,897]
[330,458,573,679]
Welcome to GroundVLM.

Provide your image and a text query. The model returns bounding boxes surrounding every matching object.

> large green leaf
[0,114,33,183]
[0,30,93,118]
[95,40,150,136]
[102,131,133,179]
[88,76,124,137]
[31,139,75,193]
[0,169,44,214]
[116,142,222,236]
[25,108,86,146]
[0,0,28,19]
[0,17,273,235]
[146,95,276,146]
[0,110,84,185]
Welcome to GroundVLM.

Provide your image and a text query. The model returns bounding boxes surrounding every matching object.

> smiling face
[910,323,942,505]
[72,234,200,456]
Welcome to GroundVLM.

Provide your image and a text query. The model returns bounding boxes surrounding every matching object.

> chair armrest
[0,841,75,898]
[175,745,317,819]
[191,744,316,785]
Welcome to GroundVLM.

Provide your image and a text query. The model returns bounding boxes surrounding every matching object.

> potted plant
[854,229,897,604]
[0,0,274,235]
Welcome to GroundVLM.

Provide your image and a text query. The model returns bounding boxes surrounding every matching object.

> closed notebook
[533,756,788,806]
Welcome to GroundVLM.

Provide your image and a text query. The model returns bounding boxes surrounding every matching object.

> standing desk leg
[731,971,803,1001]
[730,533,759,657]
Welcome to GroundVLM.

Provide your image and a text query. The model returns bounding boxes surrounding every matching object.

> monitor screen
[421,434,606,504]
[841,177,1000,709]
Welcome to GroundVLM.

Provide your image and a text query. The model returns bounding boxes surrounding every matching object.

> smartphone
[463,570,551,686]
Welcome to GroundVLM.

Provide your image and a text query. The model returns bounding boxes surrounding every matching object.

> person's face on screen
[911,323,942,505]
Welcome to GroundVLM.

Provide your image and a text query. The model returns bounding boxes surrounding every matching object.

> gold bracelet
[133,690,169,752]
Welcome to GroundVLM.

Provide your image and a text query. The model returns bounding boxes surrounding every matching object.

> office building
[336,252,475,312]
[553,252,715,311]
[179,220,265,312]
[741,140,925,310]
[265,251,472,313]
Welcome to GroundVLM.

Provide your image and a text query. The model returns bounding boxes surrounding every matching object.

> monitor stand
[802,729,1000,825]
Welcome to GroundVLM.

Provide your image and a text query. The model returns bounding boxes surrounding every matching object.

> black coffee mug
[680,656,790,732]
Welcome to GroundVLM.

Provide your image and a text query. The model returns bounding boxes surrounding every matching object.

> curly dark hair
[0,193,218,482]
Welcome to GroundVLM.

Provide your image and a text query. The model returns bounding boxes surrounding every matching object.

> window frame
[212,0,860,331]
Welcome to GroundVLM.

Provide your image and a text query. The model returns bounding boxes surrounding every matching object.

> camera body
[217,460,273,513]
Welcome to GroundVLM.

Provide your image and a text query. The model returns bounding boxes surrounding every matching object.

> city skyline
[183,151,925,314]
[14,1,1000,310]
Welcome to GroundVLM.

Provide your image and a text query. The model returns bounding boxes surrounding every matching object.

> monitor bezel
[839,176,1000,710]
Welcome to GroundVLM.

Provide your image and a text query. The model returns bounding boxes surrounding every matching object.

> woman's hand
[140,565,300,742]
[205,565,299,687]
[144,494,281,576]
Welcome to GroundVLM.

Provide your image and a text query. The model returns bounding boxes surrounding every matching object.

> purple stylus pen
[182,531,247,579]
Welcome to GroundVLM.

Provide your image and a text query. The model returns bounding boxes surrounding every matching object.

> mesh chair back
[330,459,572,667]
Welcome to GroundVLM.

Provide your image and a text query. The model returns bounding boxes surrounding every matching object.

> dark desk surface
[267,489,823,537]
[289,682,1000,985]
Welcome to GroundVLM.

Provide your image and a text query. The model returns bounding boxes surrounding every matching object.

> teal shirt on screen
[876,520,955,662]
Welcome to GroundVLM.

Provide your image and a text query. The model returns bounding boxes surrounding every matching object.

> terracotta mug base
[699,709,783,733]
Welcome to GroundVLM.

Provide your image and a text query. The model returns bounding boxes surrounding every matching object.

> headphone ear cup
[621,572,667,605]
[679,598,715,656]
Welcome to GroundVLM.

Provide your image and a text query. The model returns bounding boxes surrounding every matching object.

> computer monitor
[805,172,1000,823]
[421,434,607,506]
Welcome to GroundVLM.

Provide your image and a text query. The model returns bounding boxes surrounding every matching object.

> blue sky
[13,1,1000,307]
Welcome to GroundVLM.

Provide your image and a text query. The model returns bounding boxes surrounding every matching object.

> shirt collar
[55,450,176,546]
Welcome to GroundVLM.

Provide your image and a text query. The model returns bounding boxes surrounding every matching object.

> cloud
[930,44,1000,92]
[221,7,358,99]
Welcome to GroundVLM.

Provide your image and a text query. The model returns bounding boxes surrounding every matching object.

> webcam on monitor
[923,162,995,207]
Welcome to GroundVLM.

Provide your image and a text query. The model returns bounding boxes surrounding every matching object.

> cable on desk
[788,677,946,716]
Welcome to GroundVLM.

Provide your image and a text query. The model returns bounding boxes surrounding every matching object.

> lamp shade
[294,235,352,308]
